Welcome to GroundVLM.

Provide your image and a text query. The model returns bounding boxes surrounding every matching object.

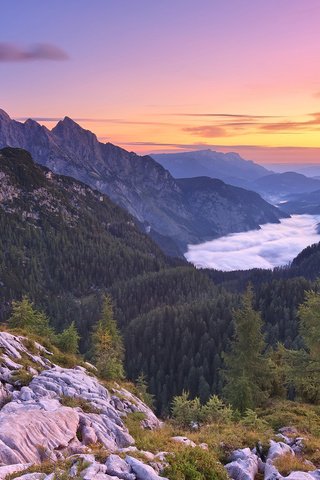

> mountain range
[153,149,271,188]
[0,109,287,255]
[153,150,320,203]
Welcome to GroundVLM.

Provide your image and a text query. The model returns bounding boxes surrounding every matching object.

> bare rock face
[0,403,79,464]
[0,332,161,470]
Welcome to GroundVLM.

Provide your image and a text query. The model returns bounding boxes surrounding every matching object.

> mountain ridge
[0,109,287,254]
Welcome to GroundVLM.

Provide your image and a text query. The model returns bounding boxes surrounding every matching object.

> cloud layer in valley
[185,215,320,271]
[0,43,69,62]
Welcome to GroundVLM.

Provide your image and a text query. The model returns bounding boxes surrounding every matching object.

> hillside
[0,331,320,480]
[0,110,287,254]
[0,147,169,344]
[2,147,320,417]
[253,172,320,200]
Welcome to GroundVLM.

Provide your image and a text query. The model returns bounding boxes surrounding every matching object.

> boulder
[125,456,168,480]
[267,441,294,462]
[0,463,31,480]
[264,460,282,480]
[225,450,259,480]
[13,474,46,480]
[170,436,196,448]
[105,454,136,480]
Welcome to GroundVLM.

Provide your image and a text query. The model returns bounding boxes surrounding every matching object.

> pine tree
[136,372,154,408]
[287,290,320,403]
[222,286,271,412]
[55,321,80,354]
[8,296,54,339]
[92,295,124,380]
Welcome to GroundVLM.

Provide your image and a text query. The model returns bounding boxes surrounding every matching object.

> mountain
[175,177,289,235]
[277,189,320,215]
[152,150,320,203]
[0,110,287,254]
[152,149,271,187]
[252,172,320,201]
[0,147,169,340]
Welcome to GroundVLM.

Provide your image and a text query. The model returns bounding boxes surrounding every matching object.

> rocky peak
[52,116,98,145]
[0,109,11,123]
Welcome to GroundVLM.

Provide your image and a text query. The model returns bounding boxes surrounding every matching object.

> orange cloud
[182,125,228,138]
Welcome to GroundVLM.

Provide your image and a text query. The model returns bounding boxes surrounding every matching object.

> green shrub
[163,447,228,480]
[172,391,202,428]
[202,396,233,424]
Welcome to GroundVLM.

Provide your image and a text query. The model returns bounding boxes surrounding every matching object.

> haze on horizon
[1,0,320,164]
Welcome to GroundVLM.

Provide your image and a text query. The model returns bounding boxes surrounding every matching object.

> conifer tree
[287,290,320,403]
[223,286,270,412]
[92,295,124,380]
[8,296,54,339]
[136,372,154,408]
[55,321,80,354]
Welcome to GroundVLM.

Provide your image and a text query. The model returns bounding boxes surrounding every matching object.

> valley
[185,214,320,270]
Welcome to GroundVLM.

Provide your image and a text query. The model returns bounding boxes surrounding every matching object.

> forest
[2,147,320,413]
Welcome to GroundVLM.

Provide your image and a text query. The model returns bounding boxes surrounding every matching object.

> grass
[60,395,102,414]
[11,369,34,386]
[274,453,315,476]
[4,458,77,480]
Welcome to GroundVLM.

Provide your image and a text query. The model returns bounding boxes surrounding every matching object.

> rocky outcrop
[226,434,320,480]
[0,332,162,479]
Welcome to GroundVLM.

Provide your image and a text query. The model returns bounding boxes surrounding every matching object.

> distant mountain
[279,189,320,215]
[253,172,320,200]
[176,176,288,235]
[0,109,287,253]
[152,149,271,187]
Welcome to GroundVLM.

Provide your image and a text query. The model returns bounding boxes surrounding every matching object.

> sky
[1,0,320,163]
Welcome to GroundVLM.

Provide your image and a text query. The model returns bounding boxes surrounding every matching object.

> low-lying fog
[185,214,320,271]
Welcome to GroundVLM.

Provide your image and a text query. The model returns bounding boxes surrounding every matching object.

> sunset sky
[1,0,320,164]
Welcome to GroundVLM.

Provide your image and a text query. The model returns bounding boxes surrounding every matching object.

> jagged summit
[0,109,11,122]
[0,108,287,255]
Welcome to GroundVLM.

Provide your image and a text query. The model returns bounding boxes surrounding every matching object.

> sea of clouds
[185,214,320,271]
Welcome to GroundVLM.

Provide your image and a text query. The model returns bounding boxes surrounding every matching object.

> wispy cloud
[0,43,69,62]
[182,125,228,138]
[185,215,320,271]
[164,113,280,119]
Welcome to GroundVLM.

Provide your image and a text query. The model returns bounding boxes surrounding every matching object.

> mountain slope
[176,177,288,236]
[152,149,271,187]
[253,172,320,200]
[0,147,169,340]
[0,110,287,253]
[278,189,320,215]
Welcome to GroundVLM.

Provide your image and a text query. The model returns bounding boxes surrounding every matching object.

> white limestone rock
[170,436,196,448]
[0,403,79,464]
[105,454,136,480]
[267,441,294,462]
[125,457,168,480]
[0,463,31,480]
[225,449,259,480]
